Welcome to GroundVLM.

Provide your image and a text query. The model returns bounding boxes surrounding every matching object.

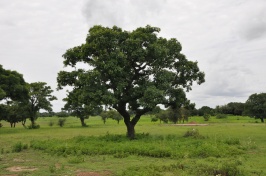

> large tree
[57,25,205,139]
[27,82,57,125]
[0,65,29,124]
[245,93,266,123]
[0,65,28,103]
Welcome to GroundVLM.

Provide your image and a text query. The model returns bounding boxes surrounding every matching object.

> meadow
[0,115,265,176]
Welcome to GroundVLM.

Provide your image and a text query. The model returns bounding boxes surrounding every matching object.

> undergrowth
[30,131,245,159]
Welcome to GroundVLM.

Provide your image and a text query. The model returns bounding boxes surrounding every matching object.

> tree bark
[80,117,86,127]
[22,119,26,126]
[260,118,264,123]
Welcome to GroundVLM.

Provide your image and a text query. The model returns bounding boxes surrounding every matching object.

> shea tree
[57,25,205,139]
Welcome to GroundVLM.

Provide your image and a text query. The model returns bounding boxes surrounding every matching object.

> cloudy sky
[1,0,266,112]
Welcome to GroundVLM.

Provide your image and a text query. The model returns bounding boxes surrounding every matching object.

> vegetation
[0,115,265,176]
[245,93,266,123]
[57,25,205,139]
[27,82,57,125]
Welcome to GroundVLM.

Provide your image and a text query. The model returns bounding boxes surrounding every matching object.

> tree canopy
[57,25,205,138]
[0,65,28,102]
[245,93,266,123]
[27,82,57,125]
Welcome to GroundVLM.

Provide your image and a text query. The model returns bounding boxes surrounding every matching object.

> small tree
[107,110,123,124]
[155,110,169,123]
[27,82,57,125]
[57,118,66,127]
[203,113,210,121]
[99,111,108,124]
[62,88,102,127]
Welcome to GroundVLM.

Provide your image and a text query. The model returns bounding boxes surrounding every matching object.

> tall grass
[0,115,265,175]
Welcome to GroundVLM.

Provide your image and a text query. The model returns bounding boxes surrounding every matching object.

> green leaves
[245,93,266,121]
[58,25,205,130]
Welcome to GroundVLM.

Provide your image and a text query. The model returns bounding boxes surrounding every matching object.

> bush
[151,117,158,122]
[183,129,204,139]
[12,142,28,152]
[48,121,54,127]
[203,113,210,121]
[27,124,40,129]
[216,113,227,119]
[58,118,66,127]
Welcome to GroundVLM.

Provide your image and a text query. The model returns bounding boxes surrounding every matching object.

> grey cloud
[82,0,166,28]
[237,2,266,41]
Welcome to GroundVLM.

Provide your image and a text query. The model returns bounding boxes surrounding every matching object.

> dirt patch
[76,171,112,176]
[6,166,38,172]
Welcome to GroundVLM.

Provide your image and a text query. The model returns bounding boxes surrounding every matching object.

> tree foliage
[62,88,102,126]
[0,65,29,126]
[245,93,266,123]
[57,25,205,138]
[27,82,57,125]
[0,65,28,102]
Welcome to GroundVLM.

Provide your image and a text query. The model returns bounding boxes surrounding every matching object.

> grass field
[0,115,265,176]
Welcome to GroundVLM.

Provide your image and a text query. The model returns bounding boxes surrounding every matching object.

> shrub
[58,118,66,127]
[49,164,56,173]
[12,142,22,152]
[48,121,54,127]
[151,117,158,122]
[28,123,40,129]
[216,113,227,119]
[183,129,204,139]
[203,113,210,121]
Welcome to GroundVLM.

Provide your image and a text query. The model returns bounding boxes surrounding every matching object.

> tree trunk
[22,119,26,126]
[30,118,35,126]
[125,121,135,139]
[80,117,86,127]
[260,118,264,123]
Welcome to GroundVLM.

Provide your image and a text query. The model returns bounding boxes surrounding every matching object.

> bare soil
[6,166,38,172]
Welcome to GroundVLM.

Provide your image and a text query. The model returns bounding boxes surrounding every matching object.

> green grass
[0,115,265,175]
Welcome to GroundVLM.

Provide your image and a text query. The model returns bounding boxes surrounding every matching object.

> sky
[1,0,266,112]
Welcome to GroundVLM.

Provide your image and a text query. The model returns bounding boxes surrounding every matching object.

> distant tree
[27,82,57,125]
[0,65,29,103]
[57,25,205,139]
[106,110,123,124]
[0,65,29,126]
[227,102,245,115]
[56,111,70,118]
[99,111,108,124]
[62,88,102,126]
[198,106,214,116]
[155,110,169,123]
[6,102,29,127]
[245,93,266,123]
[39,112,54,117]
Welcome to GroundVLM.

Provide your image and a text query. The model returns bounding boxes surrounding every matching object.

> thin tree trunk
[260,118,264,123]
[80,117,86,127]
[22,119,26,126]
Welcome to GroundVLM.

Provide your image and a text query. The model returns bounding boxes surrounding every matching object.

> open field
[0,115,265,176]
